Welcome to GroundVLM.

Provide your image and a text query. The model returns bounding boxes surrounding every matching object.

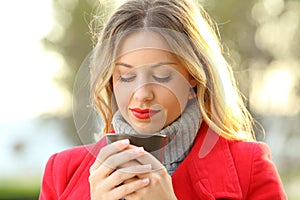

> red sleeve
[247,142,287,200]
[38,141,103,199]
[39,154,59,200]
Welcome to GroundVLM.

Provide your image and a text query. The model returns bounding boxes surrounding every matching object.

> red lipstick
[130,108,160,119]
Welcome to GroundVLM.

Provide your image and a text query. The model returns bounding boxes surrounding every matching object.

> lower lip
[131,110,160,120]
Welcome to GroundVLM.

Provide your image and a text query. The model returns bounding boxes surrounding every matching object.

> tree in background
[42,0,99,144]
[43,0,300,197]
[43,0,260,144]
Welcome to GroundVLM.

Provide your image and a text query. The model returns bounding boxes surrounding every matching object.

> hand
[89,139,152,200]
[122,151,178,200]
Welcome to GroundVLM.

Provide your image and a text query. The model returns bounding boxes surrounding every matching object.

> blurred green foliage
[0,187,39,200]
[41,0,300,199]
[42,0,99,145]
[1,0,299,199]
[43,0,262,144]
[42,0,300,144]
[0,0,294,199]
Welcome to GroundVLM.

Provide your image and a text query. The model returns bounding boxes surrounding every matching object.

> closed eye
[119,75,136,82]
[153,75,172,83]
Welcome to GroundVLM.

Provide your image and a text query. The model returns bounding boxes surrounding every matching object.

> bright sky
[0,0,73,182]
[0,0,66,120]
[250,61,299,116]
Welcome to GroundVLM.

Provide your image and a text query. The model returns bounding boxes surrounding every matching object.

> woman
[39,0,287,199]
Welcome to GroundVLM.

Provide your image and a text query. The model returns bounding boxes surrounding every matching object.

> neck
[112,99,202,174]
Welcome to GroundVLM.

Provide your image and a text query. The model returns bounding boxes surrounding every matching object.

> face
[112,31,196,134]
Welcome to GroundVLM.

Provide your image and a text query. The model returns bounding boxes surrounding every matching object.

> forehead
[115,49,180,68]
[116,30,173,58]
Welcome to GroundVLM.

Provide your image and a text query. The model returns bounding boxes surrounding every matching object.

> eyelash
[119,75,172,83]
[119,76,136,82]
[153,75,172,83]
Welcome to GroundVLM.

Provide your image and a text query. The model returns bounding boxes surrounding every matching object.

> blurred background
[0,0,299,199]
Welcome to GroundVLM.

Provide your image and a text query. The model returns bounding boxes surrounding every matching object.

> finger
[90,147,146,179]
[111,177,150,199]
[123,191,138,200]
[89,165,144,193]
[97,139,130,163]
[123,176,139,184]
[135,151,164,171]
[119,160,140,168]
[118,160,152,175]
[117,163,152,174]
[90,139,130,173]
[99,165,150,191]
[118,160,142,174]
[104,147,145,169]
[126,145,164,170]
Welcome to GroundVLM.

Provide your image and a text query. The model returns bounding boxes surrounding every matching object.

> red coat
[39,123,287,199]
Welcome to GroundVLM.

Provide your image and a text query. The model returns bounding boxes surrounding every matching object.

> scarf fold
[112,99,202,175]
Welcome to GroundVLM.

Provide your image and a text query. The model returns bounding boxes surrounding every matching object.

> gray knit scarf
[112,99,202,175]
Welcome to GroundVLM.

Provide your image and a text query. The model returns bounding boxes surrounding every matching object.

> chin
[131,123,163,134]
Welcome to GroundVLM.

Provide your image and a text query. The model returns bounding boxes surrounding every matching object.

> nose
[132,84,154,103]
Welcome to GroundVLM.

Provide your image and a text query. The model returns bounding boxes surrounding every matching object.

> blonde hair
[90,0,256,141]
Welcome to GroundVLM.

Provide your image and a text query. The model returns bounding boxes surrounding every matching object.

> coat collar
[181,122,243,199]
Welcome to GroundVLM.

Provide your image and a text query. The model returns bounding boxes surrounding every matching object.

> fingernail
[120,139,129,145]
[142,164,152,170]
[134,147,144,153]
[141,178,149,184]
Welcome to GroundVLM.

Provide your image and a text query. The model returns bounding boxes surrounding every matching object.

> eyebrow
[115,62,177,68]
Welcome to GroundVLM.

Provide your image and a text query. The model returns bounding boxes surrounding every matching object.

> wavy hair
[90,0,256,141]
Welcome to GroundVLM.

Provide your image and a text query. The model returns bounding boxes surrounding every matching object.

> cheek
[112,72,137,107]
[159,85,190,119]
[164,83,190,110]
[113,83,132,111]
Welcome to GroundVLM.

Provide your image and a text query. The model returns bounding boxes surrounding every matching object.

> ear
[189,78,197,88]
[188,77,197,100]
